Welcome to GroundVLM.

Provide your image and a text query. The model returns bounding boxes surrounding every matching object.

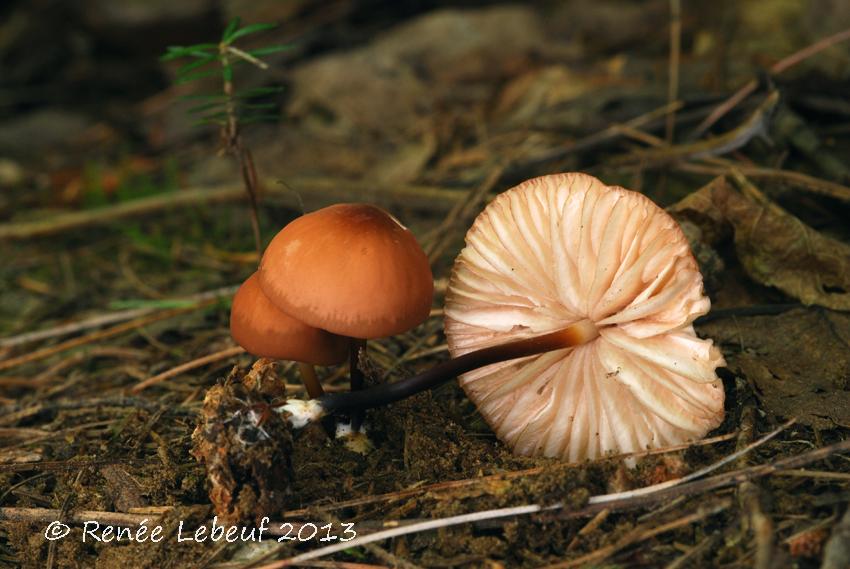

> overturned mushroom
[283,173,724,462]
[444,172,725,460]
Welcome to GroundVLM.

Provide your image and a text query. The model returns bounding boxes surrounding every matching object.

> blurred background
[2,0,850,304]
[2,2,850,566]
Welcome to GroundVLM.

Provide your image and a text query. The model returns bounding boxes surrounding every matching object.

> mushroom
[230,272,348,398]
[258,203,433,339]
[444,172,725,460]
[282,173,724,462]
[258,203,433,425]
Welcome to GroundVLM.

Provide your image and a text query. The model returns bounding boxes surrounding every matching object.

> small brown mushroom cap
[445,173,725,461]
[259,204,434,339]
[230,273,348,365]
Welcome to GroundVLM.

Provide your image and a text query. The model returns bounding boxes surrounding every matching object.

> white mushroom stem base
[279,399,324,428]
[278,319,600,426]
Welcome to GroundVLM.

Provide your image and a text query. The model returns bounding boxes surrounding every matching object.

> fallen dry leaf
[671,175,850,310]
[699,308,850,428]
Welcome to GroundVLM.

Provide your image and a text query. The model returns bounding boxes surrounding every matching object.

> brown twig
[0,420,118,453]
[0,303,217,373]
[0,347,147,389]
[0,458,145,473]
[0,506,168,527]
[611,91,778,166]
[775,469,850,481]
[213,562,391,569]
[508,101,683,174]
[574,438,850,517]
[736,408,775,569]
[0,427,51,439]
[691,26,850,138]
[675,161,850,203]
[543,499,731,568]
[666,0,681,142]
[379,318,444,380]
[131,345,246,393]
[664,534,718,569]
[118,249,164,299]
[0,285,238,349]
[565,508,609,552]
[0,178,464,241]
[423,164,505,264]
[0,396,183,428]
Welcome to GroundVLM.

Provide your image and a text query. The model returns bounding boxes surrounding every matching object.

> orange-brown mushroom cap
[230,273,348,365]
[445,173,725,461]
[258,204,434,339]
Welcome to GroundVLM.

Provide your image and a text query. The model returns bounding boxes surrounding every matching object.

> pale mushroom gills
[444,172,725,461]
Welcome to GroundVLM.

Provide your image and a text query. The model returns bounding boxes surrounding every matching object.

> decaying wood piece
[191,359,291,525]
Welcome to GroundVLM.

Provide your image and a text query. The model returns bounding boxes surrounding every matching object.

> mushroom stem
[297,362,325,399]
[295,319,599,420]
[348,338,367,430]
[349,338,366,391]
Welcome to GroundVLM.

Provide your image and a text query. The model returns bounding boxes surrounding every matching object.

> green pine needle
[163,17,289,128]
[227,22,278,43]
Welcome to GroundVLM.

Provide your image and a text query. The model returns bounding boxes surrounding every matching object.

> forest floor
[2,1,850,567]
